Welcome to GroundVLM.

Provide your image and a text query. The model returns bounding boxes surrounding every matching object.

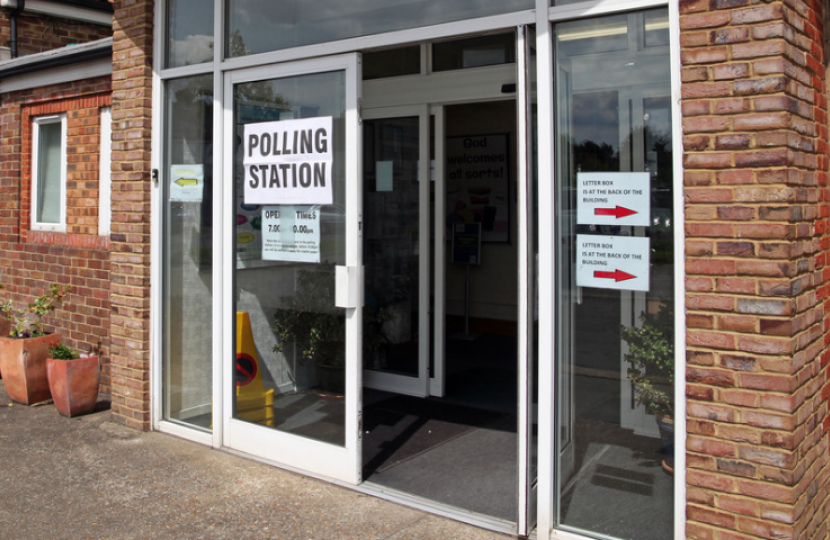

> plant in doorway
[46,339,100,417]
[0,284,72,405]
[273,264,388,394]
[620,301,674,474]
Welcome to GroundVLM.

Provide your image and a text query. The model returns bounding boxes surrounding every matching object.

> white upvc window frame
[31,113,68,233]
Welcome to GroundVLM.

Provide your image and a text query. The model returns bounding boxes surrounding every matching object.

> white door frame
[220,53,364,485]
[516,24,536,537]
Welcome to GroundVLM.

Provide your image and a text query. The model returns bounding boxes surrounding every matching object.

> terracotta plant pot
[46,355,100,417]
[0,333,56,405]
[656,414,675,475]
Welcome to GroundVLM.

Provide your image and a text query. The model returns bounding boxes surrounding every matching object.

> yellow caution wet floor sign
[236,312,275,426]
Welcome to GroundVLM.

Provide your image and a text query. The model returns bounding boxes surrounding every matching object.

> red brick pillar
[681,1,830,539]
[110,0,154,430]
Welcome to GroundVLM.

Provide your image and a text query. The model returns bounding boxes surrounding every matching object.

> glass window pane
[554,9,674,540]
[364,46,421,80]
[555,14,628,57]
[167,0,214,68]
[36,121,62,224]
[226,0,533,57]
[645,10,670,48]
[433,33,515,72]
[233,71,347,447]
[162,75,214,430]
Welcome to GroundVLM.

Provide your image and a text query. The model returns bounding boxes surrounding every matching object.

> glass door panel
[553,9,675,540]
[224,54,362,484]
[162,74,214,431]
[363,106,430,397]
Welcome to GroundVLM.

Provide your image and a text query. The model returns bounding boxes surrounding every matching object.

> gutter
[1,0,112,28]
[42,0,112,11]
[0,37,111,79]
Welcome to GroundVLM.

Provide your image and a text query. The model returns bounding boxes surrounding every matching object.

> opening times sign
[576,235,650,292]
[243,117,333,206]
[262,205,321,263]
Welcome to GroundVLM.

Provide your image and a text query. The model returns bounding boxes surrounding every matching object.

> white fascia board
[6,0,113,26]
[0,56,110,92]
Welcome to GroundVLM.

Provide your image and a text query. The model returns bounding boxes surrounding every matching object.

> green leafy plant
[1,284,72,338]
[621,302,674,418]
[273,265,388,368]
[48,339,79,360]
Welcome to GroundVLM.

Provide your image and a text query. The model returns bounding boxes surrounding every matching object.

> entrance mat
[445,367,517,413]
[363,394,505,475]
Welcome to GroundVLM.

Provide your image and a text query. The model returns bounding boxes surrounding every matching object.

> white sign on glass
[261,205,321,263]
[577,172,650,227]
[576,235,650,292]
[170,164,204,202]
[243,117,333,206]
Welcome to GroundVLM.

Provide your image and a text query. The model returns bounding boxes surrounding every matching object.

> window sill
[27,230,111,250]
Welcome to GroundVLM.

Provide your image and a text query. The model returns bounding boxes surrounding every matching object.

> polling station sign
[243,117,333,206]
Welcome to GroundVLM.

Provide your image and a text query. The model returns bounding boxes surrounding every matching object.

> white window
[98,107,112,236]
[31,114,67,232]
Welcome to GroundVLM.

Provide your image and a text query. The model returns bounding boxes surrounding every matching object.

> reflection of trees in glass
[229,29,251,58]
[568,124,674,263]
[572,139,618,172]
[570,125,670,178]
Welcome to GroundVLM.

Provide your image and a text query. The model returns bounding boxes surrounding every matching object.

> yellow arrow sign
[175,177,198,187]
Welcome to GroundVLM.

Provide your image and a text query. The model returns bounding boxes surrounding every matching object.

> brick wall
[109,0,153,430]
[0,12,111,57]
[681,1,829,539]
[0,77,113,394]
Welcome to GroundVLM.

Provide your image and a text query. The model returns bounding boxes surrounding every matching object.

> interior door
[619,87,671,438]
[223,54,363,484]
[362,105,431,397]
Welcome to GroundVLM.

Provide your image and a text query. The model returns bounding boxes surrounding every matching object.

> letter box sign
[243,117,333,206]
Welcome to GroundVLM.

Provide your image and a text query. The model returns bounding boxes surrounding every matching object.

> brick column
[110,0,154,430]
[681,1,829,539]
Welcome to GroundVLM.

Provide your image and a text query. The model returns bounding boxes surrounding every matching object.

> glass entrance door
[222,54,363,484]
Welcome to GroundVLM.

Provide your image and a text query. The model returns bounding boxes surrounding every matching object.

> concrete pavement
[0,383,515,540]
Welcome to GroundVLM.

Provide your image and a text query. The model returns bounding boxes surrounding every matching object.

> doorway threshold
[225,446,522,537]
[360,480,521,537]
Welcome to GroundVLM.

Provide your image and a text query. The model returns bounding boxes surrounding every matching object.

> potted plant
[273,265,388,393]
[46,339,100,417]
[0,283,72,405]
[621,301,674,473]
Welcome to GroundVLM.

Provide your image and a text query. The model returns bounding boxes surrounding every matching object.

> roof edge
[0,37,112,80]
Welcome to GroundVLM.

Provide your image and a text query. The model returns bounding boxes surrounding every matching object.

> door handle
[335,265,364,309]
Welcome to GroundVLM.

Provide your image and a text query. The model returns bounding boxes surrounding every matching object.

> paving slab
[0,383,515,540]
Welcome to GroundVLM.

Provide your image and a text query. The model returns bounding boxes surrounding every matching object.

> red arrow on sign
[594,269,637,282]
[594,206,637,219]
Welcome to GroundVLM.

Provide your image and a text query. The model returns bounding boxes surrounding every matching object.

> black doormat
[363,394,505,475]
